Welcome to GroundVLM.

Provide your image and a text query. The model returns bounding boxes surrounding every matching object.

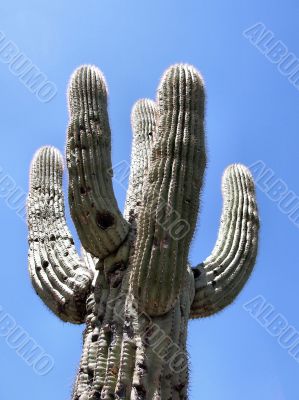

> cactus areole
[27,64,259,399]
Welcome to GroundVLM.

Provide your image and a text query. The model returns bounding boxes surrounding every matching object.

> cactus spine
[27,64,259,399]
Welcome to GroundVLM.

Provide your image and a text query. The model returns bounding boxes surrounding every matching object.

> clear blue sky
[0,1,298,399]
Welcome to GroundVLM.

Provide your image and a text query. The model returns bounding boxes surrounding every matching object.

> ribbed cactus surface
[27,64,259,399]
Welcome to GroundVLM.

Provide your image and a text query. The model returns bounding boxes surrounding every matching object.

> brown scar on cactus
[27,64,259,399]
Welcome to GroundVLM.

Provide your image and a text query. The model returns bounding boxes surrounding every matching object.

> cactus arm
[124,99,157,223]
[190,164,259,318]
[130,64,206,316]
[81,246,98,274]
[27,147,93,324]
[67,65,130,260]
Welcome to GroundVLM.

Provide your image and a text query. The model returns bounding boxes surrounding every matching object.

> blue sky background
[0,1,298,399]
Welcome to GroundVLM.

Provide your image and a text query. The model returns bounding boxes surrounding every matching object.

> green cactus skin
[67,66,130,260]
[28,147,92,323]
[27,64,259,399]
[124,99,156,222]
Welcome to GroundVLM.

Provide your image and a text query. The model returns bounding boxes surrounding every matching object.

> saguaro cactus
[27,64,259,399]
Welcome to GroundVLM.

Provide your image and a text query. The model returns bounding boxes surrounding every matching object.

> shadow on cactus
[26,64,259,399]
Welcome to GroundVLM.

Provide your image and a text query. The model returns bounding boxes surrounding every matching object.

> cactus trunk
[73,265,194,399]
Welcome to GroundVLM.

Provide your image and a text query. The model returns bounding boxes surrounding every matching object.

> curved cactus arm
[124,99,157,223]
[81,246,98,274]
[27,147,93,324]
[130,64,206,316]
[67,65,130,260]
[190,164,259,318]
